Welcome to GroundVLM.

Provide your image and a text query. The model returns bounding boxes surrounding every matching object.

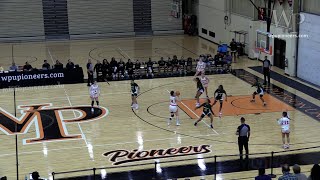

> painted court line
[63,88,93,158]
[14,91,130,102]
[47,47,55,64]
[118,47,131,59]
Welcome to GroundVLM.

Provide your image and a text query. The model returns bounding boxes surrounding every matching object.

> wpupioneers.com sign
[103,145,212,165]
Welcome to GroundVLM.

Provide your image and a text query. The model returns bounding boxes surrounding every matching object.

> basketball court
[0,35,319,179]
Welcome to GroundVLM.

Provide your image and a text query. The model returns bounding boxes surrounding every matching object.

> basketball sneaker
[219,112,222,118]
[176,120,180,126]
[250,99,255,102]
[196,103,200,108]
[210,124,213,129]
[263,102,267,106]
[194,122,197,126]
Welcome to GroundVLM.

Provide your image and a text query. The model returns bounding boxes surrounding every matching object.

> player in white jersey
[89,81,100,112]
[277,112,291,149]
[168,91,180,126]
[200,73,210,97]
[194,57,206,77]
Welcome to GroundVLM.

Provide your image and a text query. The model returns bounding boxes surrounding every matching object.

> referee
[236,117,250,161]
[262,56,271,85]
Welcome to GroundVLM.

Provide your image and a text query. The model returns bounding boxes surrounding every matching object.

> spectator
[87,59,94,86]
[224,51,232,64]
[186,57,193,72]
[178,56,186,75]
[308,164,320,180]
[262,56,272,85]
[146,58,154,78]
[31,171,43,180]
[102,59,110,80]
[126,59,134,79]
[172,55,179,72]
[230,38,238,62]
[9,62,18,71]
[218,43,228,55]
[134,59,141,78]
[236,117,250,161]
[118,59,125,79]
[293,164,307,180]
[23,61,33,71]
[166,57,172,75]
[208,57,214,69]
[42,60,51,70]
[214,53,224,67]
[94,60,103,81]
[54,60,63,69]
[255,168,271,180]
[158,57,166,74]
[110,57,118,80]
[66,59,75,70]
[279,164,298,180]
[0,176,7,180]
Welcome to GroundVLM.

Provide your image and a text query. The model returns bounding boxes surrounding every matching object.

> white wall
[198,0,252,54]
[198,0,298,76]
[297,13,320,86]
[198,0,226,44]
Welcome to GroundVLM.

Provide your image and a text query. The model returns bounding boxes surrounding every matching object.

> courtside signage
[103,145,212,165]
[0,103,108,145]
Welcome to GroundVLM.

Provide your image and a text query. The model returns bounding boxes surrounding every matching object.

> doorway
[273,38,286,69]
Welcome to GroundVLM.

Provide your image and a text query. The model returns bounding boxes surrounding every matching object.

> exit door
[273,38,286,69]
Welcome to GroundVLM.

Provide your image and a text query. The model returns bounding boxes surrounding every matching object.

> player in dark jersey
[251,77,266,106]
[212,85,228,117]
[110,57,118,80]
[166,57,173,75]
[118,59,125,79]
[131,80,139,110]
[146,58,154,78]
[134,60,141,78]
[178,56,186,75]
[194,99,214,128]
[126,59,134,79]
[158,57,166,74]
[195,77,204,107]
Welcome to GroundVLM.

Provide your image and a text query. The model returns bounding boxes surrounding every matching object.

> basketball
[176,91,180,96]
